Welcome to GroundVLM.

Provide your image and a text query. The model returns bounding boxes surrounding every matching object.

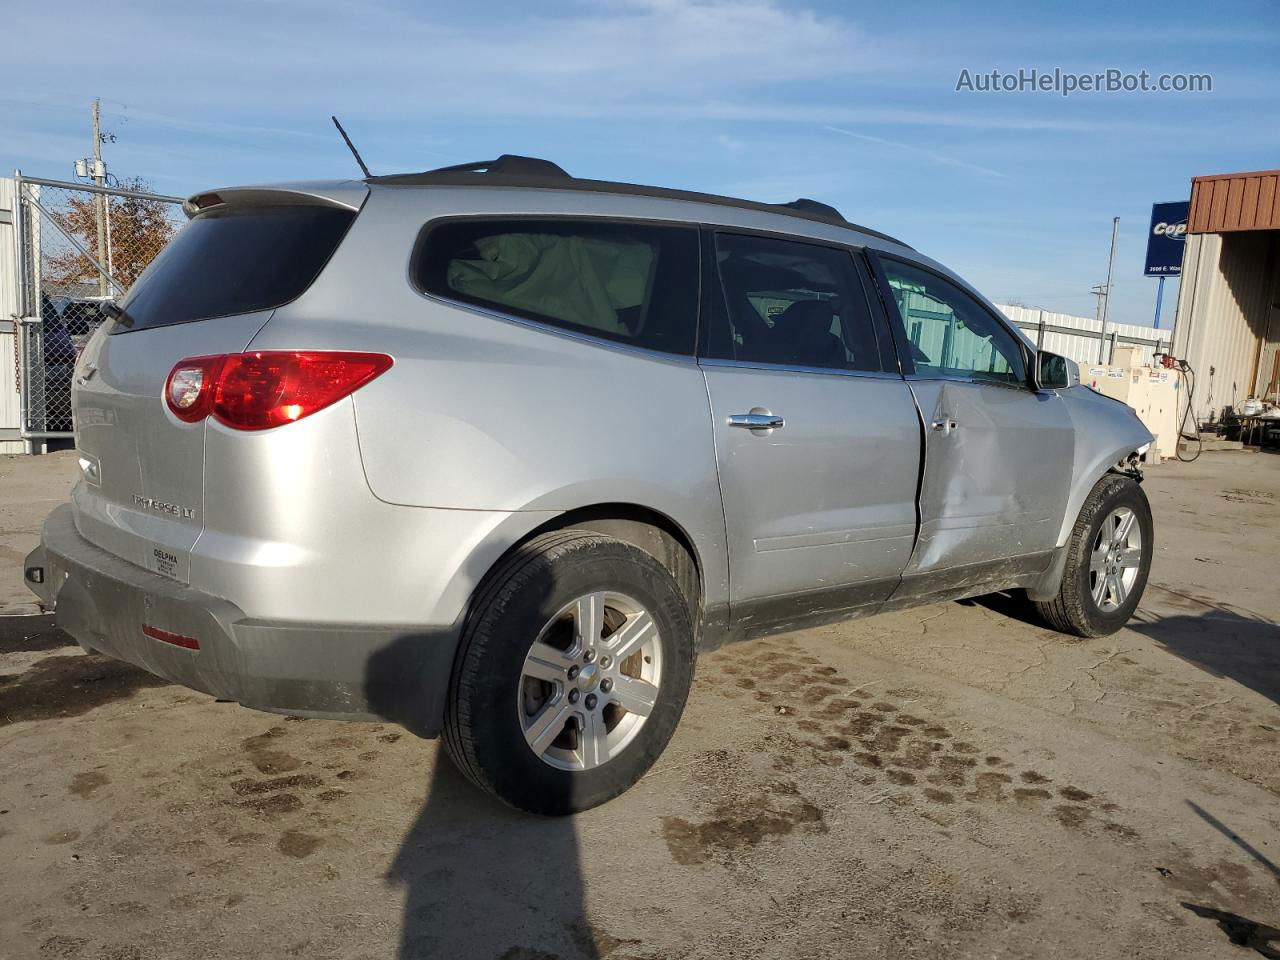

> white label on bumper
[146,545,189,583]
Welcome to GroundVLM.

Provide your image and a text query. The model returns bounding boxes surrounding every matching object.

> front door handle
[931,418,959,434]
[729,413,785,430]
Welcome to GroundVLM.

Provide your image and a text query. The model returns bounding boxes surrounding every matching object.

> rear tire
[1035,474,1153,637]
[443,530,695,815]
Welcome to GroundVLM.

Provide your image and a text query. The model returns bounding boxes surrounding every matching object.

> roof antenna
[331,115,371,178]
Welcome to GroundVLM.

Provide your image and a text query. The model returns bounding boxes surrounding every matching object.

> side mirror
[1036,351,1077,390]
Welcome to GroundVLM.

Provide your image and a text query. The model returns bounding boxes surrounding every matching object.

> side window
[879,259,1025,383]
[705,233,883,373]
[415,218,699,355]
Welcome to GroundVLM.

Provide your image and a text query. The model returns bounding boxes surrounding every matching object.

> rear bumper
[24,504,459,737]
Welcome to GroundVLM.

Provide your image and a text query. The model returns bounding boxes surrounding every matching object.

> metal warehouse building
[1171,168,1280,421]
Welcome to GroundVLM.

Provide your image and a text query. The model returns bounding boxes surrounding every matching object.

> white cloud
[0,0,882,117]
[824,124,1006,178]
[0,0,1146,147]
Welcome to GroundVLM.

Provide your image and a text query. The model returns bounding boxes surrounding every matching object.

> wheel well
[511,504,702,614]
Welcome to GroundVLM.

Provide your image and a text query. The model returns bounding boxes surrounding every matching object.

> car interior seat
[770,300,845,368]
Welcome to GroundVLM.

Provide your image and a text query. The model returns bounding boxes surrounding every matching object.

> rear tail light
[166,355,224,423]
[165,351,392,430]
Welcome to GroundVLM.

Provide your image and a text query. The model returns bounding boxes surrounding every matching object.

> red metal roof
[1188,169,1280,234]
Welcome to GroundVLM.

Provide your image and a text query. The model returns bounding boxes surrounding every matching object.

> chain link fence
[15,174,185,436]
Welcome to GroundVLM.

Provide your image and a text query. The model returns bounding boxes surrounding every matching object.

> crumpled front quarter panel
[1057,386,1154,544]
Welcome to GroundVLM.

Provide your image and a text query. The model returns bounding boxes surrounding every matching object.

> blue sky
[3,0,1277,326]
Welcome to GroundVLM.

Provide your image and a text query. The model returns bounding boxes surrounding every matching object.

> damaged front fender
[1025,386,1153,602]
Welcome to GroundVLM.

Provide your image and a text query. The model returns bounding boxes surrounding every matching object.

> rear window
[414,218,699,355]
[116,205,355,331]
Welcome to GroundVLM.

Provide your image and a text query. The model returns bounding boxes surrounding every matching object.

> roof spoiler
[183,182,369,218]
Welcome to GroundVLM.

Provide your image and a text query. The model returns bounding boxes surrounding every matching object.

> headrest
[776,299,834,338]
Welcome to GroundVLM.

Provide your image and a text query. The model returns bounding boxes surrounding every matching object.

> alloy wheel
[1089,506,1143,613]
[518,591,663,771]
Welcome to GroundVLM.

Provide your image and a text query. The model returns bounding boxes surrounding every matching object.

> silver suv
[25,156,1154,814]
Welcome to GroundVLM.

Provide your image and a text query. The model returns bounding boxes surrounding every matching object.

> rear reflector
[165,351,393,430]
[142,624,200,650]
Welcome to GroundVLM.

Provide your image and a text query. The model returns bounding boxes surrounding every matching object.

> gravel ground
[1,449,1277,960]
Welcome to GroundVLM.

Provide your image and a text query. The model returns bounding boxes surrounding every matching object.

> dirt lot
[1,450,1277,960]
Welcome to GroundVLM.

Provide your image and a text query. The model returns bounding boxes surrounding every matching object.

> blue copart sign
[1144,201,1189,276]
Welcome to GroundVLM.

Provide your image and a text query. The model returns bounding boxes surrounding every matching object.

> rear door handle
[728,413,784,430]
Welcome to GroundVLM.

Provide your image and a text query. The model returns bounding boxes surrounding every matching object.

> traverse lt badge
[133,494,197,520]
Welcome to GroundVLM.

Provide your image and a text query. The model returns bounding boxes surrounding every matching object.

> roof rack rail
[778,198,846,222]
[427,155,570,178]
[367,158,910,248]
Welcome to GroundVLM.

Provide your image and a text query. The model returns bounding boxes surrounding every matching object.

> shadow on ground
[364,547,609,960]
[0,613,76,654]
[385,756,604,960]
[1187,801,1280,887]
[1182,903,1280,958]
[961,591,1044,628]
[966,588,1280,708]
[1179,801,1280,957]
[1127,603,1280,707]
[0,614,169,725]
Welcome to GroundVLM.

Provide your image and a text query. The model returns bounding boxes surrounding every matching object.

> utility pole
[1098,216,1119,363]
[92,98,108,298]
[1091,283,1107,325]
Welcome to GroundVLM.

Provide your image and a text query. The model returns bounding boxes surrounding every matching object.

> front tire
[1035,474,1153,637]
[443,531,695,815]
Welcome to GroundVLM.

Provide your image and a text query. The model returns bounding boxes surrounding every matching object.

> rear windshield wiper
[100,301,134,329]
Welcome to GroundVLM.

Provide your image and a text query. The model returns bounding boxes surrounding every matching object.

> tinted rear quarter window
[415,218,700,356]
[117,205,355,332]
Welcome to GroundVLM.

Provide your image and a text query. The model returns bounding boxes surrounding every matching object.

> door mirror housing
[1035,351,1077,390]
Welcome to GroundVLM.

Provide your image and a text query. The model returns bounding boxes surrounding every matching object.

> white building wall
[1171,231,1280,420]
[996,304,1172,368]
[1,177,25,454]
